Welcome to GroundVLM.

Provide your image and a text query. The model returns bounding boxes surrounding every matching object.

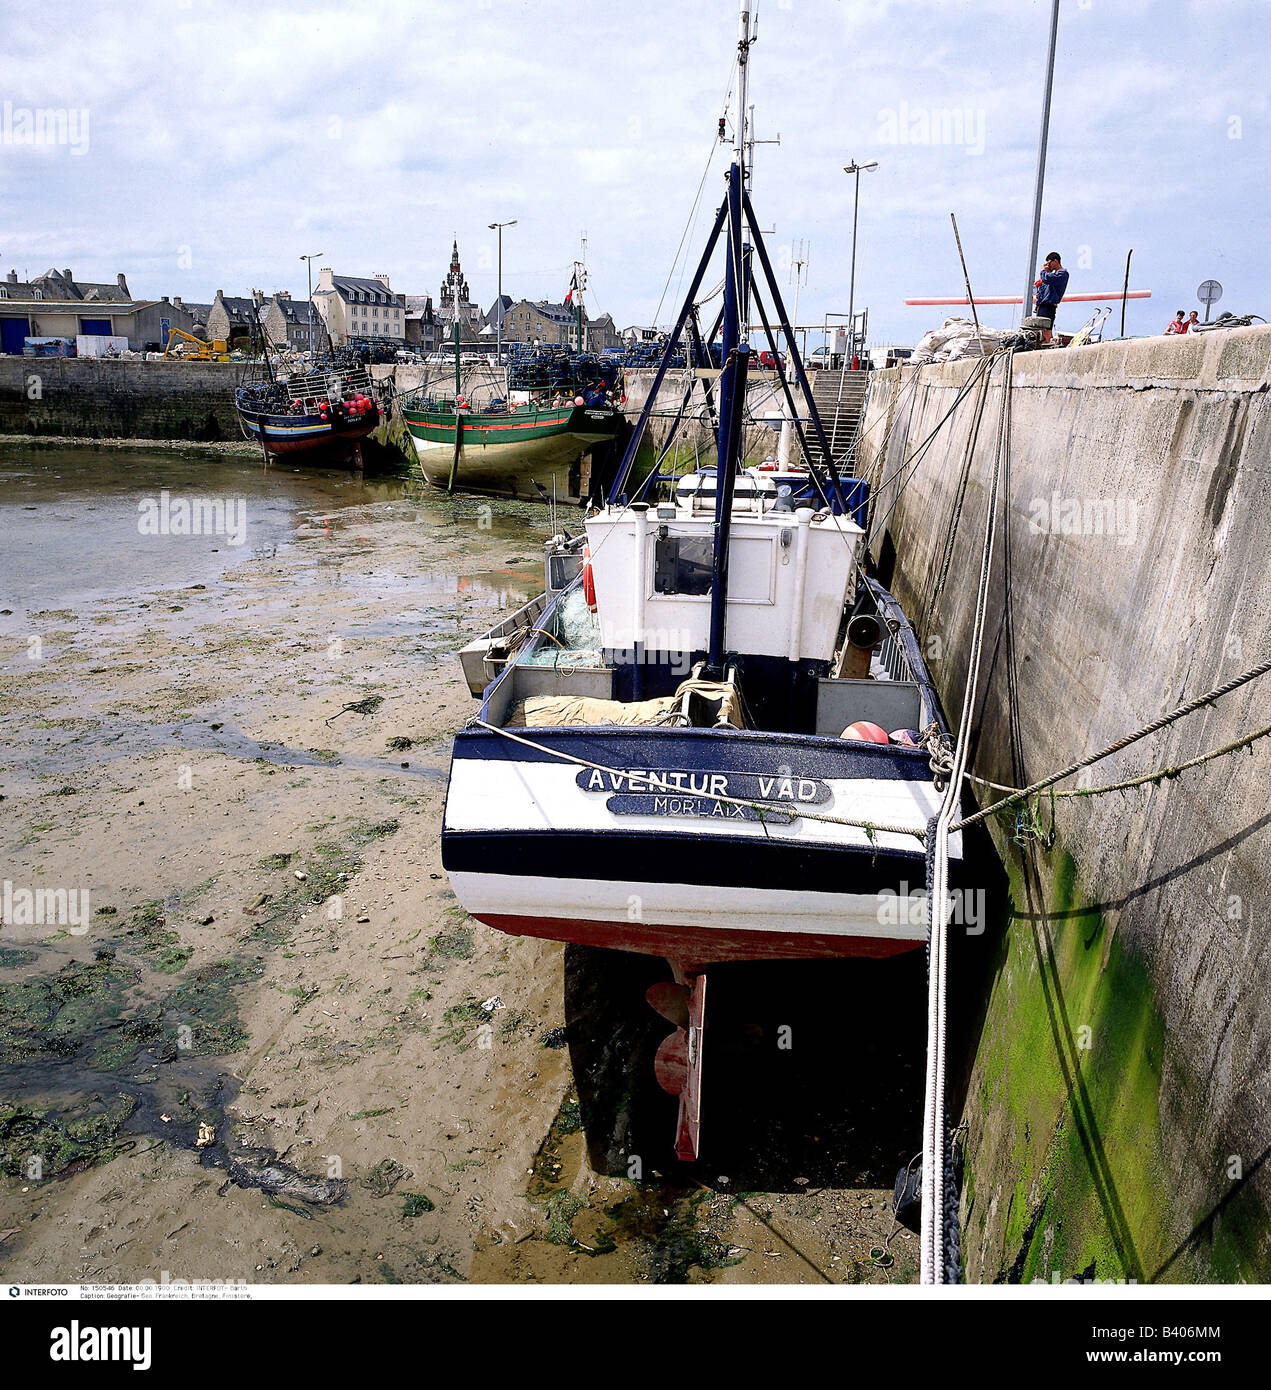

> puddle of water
[0,446,551,617]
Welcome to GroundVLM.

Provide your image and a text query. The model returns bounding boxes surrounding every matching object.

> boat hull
[441,725,959,970]
[402,404,623,496]
[237,405,380,459]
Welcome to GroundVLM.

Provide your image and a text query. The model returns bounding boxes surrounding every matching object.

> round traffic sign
[1197,279,1223,306]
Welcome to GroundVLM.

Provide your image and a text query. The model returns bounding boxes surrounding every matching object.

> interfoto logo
[49,1322,152,1371]
[1,880,90,933]
[137,490,248,547]
[1,101,90,156]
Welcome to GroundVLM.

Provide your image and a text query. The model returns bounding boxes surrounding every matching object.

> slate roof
[326,275,401,306]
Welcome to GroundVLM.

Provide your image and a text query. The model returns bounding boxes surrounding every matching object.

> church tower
[439,238,472,323]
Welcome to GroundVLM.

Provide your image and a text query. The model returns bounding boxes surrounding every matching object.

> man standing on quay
[1033,251,1069,344]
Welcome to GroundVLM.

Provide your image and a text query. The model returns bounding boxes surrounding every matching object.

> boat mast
[574,233,587,354]
[453,277,461,401]
[734,0,751,179]
[704,0,755,679]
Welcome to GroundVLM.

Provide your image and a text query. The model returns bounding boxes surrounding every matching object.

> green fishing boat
[400,266,626,499]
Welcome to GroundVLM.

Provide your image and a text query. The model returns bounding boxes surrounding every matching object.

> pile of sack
[909,317,1015,365]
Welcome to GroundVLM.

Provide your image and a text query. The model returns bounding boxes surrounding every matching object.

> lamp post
[842,161,877,361]
[300,252,322,355]
[488,220,517,363]
[1022,0,1061,325]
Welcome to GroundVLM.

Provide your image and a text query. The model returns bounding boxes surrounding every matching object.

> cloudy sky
[2,0,1265,344]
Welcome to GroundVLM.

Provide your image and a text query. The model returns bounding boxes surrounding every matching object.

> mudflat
[0,447,912,1285]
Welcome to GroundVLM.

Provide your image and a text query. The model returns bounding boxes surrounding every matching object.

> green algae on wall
[964,848,1182,1283]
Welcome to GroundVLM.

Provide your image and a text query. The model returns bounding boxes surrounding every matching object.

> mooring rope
[918,351,1011,1285]
[965,722,1271,800]
[953,654,1271,834]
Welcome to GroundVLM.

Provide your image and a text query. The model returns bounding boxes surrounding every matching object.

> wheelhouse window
[654,534,713,596]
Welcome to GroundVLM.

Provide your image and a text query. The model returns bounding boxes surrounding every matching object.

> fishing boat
[235,311,388,467]
[400,276,626,499]
[438,0,961,1161]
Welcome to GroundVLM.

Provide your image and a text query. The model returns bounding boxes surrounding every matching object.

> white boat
[438,0,961,1159]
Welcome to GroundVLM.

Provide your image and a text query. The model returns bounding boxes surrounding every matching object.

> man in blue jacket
[1033,252,1069,343]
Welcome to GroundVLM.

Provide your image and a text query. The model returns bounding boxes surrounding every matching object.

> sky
[1,0,1266,346]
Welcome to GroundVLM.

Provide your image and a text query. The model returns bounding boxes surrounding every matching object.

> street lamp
[300,252,323,355]
[488,220,517,363]
[842,161,877,362]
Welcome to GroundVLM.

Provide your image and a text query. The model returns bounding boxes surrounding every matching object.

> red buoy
[842,720,889,744]
[582,544,597,611]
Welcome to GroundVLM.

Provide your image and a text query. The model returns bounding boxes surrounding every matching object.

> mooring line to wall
[920,350,1012,1284]
[953,655,1271,834]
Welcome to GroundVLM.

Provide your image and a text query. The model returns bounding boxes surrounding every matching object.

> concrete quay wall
[856,326,1271,1282]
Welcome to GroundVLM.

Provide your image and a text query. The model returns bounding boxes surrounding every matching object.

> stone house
[500,298,619,352]
[204,289,280,347]
[312,269,405,344]
[404,294,439,353]
[263,291,323,351]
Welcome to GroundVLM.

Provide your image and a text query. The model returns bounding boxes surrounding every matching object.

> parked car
[757,349,786,371]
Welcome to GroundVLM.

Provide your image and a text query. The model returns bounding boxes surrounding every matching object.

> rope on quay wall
[865,353,995,555]
[966,722,1271,801]
[952,654,1271,834]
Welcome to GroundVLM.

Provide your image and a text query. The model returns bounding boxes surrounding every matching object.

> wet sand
[0,446,916,1286]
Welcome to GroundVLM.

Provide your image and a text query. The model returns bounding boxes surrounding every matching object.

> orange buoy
[842,720,889,744]
[582,544,597,611]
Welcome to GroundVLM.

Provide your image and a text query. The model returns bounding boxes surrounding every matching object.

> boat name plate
[604,794,798,825]
[576,768,830,804]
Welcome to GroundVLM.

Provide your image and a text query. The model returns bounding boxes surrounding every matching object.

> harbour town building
[501,298,622,352]
[312,268,406,345]
[0,268,195,352]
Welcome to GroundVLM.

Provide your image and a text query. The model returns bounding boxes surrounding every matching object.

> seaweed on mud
[351,818,400,843]
[152,946,192,975]
[0,955,134,1065]
[0,948,39,969]
[400,1192,436,1218]
[0,1093,138,1178]
[118,900,180,957]
[543,1190,585,1246]
[0,979,66,1062]
[165,957,258,1056]
[436,999,487,1051]
[495,1009,531,1043]
[602,1189,744,1282]
[361,1157,411,1197]
[422,920,474,969]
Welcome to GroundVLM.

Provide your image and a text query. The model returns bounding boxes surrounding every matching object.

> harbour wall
[0,357,243,442]
[0,357,792,464]
[855,326,1271,1282]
